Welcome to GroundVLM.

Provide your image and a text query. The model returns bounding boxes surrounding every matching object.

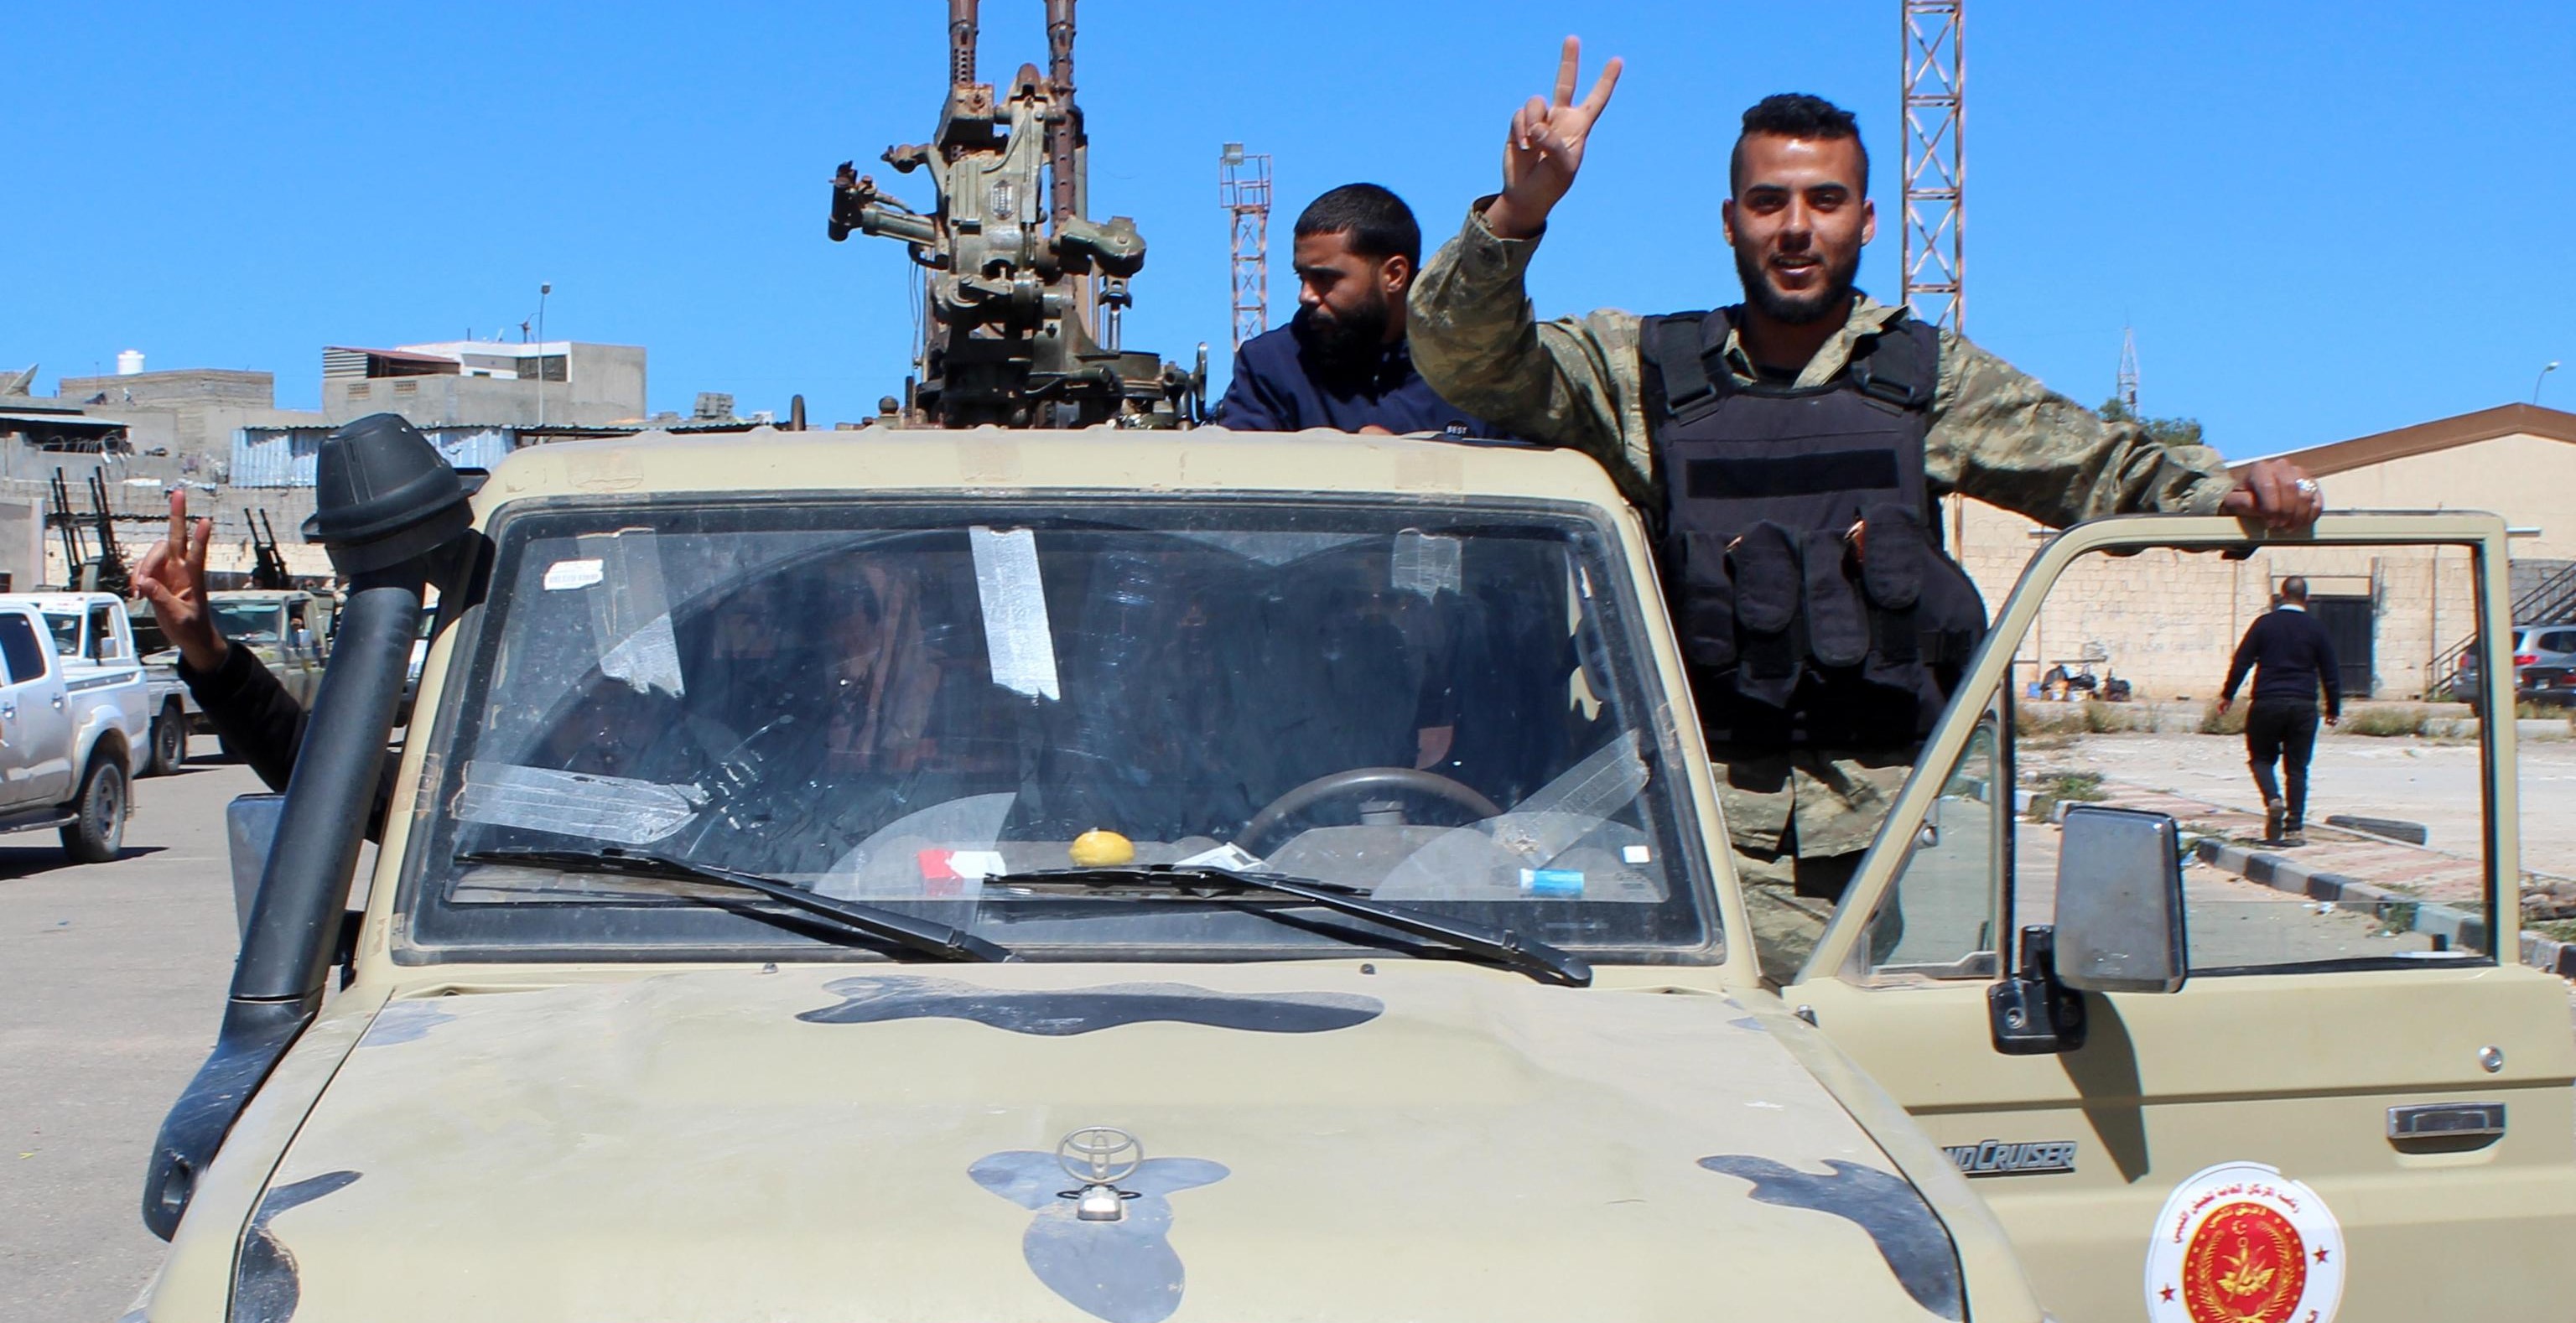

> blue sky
[8,1,2573,456]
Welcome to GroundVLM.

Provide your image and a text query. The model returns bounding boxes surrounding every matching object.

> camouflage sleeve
[1408,203,1654,496]
[1926,329,2236,527]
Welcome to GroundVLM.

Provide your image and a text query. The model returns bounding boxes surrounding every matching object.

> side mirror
[226,794,284,941]
[2054,806,2189,994]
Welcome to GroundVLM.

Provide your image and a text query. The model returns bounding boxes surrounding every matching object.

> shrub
[2340,705,2426,738]
[2081,702,2148,734]
[2197,701,2246,735]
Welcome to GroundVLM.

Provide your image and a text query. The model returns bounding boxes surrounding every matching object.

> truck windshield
[212,603,283,644]
[399,497,1714,965]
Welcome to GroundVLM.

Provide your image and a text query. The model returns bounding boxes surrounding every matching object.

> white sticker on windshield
[543,558,605,591]
[969,526,1062,701]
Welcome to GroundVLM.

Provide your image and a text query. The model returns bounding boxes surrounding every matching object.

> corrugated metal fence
[232,424,516,487]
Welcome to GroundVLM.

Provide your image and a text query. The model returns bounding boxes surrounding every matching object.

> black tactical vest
[1639,306,1987,750]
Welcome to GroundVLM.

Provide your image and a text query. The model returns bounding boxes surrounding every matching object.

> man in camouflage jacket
[1410,41,2321,982]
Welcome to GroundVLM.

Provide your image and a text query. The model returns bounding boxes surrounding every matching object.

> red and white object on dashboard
[917,848,1006,897]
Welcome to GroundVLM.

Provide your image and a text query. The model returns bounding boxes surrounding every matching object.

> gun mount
[49,468,130,595]
[248,509,292,591]
[828,0,1206,428]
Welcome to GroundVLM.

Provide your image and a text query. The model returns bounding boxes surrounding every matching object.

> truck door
[1787,514,2576,1323]
[0,609,75,807]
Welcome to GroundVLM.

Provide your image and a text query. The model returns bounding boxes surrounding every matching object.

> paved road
[0,748,261,1323]
[2033,731,2576,874]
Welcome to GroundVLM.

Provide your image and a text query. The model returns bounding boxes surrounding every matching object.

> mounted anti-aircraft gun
[827,0,1206,428]
[46,470,88,591]
[48,468,131,594]
[84,472,130,596]
[247,509,293,591]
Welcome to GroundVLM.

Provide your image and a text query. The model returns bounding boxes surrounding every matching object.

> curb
[2191,838,2576,977]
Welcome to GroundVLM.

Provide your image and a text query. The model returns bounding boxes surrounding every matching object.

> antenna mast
[2116,326,2141,416]
[1901,0,1966,334]
[1219,143,1272,351]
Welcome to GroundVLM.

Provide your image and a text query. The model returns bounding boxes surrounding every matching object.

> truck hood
[245,965,1963,1322]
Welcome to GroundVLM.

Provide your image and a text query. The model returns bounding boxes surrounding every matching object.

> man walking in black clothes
[2217,577,2343,844]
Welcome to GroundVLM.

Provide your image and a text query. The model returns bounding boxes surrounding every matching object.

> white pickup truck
[0,594,145,860]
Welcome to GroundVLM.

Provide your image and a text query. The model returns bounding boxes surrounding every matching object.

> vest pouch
[1801,527,1871,669]
[1726,521,1802,707]
[1857,502,1926,610]
[1671,532,1739,671]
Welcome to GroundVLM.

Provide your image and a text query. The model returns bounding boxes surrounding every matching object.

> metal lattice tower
[2116,326,2141,415]
[1219,143,1272,350]
[1901,1,1966,334]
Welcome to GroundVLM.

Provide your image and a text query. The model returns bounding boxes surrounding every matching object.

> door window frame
[1797,512,2521,985]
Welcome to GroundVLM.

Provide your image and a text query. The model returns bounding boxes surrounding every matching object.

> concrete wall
[0,497,46,592]
[1962,517,2473,703]
[55,369,273,412]
[13,480,330,589]
[17,371,325,478]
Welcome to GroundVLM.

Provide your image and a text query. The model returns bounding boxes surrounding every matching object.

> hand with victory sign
[1484,36,1624,241]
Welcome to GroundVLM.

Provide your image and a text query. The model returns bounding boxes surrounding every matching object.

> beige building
[322,341,647,428]
[1955,403,2576,703]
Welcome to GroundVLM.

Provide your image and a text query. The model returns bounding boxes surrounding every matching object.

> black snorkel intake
[142,413,482,1239]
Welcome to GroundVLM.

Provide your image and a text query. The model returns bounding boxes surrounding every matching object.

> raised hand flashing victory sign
[1486,37,1623,241]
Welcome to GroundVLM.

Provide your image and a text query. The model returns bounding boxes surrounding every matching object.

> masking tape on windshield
[452,761,707,845]
[1516,730,1649,820]
[969,527,1061,701]
[574,530,683,698]
[1393,530,1463,599]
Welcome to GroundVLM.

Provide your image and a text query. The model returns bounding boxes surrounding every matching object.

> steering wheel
[1239,767,1505,853]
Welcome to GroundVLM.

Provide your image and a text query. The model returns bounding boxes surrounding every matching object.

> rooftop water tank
[116,350,144,376]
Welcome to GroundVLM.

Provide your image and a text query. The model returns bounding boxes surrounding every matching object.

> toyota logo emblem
[1057,1126,1144,1186]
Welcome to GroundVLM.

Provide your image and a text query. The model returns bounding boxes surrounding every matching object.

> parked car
[0,597,143,859]
[127,604,199,775]
[2512,622,2576,681]
[138,589,337,758]
[2521,663,2576,709]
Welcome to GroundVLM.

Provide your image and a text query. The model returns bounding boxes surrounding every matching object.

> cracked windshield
[408,500,1708,958]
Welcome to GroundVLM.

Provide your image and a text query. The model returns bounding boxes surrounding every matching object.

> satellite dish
[0,365,34,397]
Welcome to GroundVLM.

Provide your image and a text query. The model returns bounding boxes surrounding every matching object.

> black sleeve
[2221,615,2266,702]
[178,643,307,794]
[179,644,396,843]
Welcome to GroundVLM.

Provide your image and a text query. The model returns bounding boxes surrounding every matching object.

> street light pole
[536,283,552,427]
[2537,360,2561,406]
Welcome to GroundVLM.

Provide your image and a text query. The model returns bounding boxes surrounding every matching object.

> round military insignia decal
[2145,1161,2344,1323]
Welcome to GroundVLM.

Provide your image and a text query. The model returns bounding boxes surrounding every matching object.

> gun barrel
[1045,0,1078,227]
[858,204,940,248]
[948,0,979,88]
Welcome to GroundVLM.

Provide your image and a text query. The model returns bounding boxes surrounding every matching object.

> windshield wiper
[989,865,1591,988]
[457,846,1015,963]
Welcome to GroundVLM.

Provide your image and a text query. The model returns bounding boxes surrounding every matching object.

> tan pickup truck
[134,428,2575,1323]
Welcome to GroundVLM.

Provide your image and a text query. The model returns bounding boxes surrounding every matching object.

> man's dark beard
[1296,296,1394,372]
[1734,243,1862,326]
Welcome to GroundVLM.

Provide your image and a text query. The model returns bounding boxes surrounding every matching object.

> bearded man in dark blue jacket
[1213,184,1503,437]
